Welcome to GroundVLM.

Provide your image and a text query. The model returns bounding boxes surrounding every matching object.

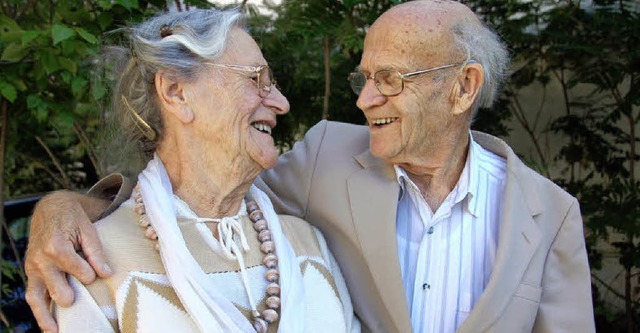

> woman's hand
[24,190,112,333]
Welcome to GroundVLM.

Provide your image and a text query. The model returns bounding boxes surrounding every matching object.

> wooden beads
[134,186,159,244]
[245,200,281,329]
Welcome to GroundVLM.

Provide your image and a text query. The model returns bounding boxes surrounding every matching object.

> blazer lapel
[348,150,411,333]
[458,133,543,332]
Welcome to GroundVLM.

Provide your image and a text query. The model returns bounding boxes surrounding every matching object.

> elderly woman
[52,8,359,333]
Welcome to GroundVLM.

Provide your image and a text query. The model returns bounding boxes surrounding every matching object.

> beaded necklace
[132,186,281,332]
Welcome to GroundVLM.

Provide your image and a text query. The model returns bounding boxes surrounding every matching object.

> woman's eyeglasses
[205,63,275,98]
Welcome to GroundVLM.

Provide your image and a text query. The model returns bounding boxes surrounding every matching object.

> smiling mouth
[251,121,272,135]
[371,117,399,127]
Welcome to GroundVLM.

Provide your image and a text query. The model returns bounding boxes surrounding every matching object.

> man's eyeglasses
[205,63,275,98]
[348,61,470,97]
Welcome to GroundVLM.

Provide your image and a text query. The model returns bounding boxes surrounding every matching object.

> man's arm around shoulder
[25,173,133,332]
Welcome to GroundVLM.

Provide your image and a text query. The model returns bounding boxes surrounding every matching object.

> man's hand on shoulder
[24,190,111,333]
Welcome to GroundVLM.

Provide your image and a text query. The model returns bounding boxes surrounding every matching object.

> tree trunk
[322,37,330,120]
[626,263,633,333]
[0,99,28,327]
[0,99,6,327]
[625,107,636,333]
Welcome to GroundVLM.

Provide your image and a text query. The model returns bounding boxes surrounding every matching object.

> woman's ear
[451,62,484,116]
[155,71,194,124]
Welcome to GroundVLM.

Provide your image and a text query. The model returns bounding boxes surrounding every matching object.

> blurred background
[0,0,638,331]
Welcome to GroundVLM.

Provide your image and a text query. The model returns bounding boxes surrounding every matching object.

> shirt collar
[393,165,409,202]
[393,132,479,216]
[466,132,480,216]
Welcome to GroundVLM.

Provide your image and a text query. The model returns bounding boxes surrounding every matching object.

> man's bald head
[366,0,509,110]
[368,1,482,60]
[381,0,482,29]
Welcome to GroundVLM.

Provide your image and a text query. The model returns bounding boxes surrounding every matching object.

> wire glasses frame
[204,63,275,98]
[348,61,471,97]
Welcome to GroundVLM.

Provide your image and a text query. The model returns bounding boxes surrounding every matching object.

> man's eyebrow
[357,64,405,72]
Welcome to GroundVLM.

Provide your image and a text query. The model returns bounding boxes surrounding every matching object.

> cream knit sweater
[54,198,360,333]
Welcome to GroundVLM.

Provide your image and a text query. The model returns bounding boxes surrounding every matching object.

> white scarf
[137,154,305,332]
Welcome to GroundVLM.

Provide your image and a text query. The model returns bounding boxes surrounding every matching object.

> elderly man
[25,1,594,332]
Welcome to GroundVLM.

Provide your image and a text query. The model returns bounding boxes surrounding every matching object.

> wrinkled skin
[25,191,110,332]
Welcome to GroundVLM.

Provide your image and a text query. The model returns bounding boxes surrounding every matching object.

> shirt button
[423,283,431,290]
[427,226,434,234]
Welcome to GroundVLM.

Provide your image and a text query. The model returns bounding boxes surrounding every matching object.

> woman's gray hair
[450,19,510,115]
[104,8,244,173]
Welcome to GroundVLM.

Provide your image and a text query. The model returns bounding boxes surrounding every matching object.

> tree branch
[1,218,28,287]
[551,67,572,116]
[0,309,9,328]
[507,87,550,177]
[31,159,66,188]
[322,37,330,120]
[0,99,7,317]
[15,0,37,22]
[592,273,640,307]
[35,136,71,189]
[73,122,103,178]
[0,100,28,289]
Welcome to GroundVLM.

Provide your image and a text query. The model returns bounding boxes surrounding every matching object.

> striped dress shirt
[394,136,507,333]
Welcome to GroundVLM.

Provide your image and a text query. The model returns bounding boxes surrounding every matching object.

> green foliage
[0,0,166,197]
[545,0,639,290]
[0,0,170,329]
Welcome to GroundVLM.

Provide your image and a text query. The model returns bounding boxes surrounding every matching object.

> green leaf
[55,111,75,127]
[26,94,44,109]
[59,58,77,74]
[75,102,93,117]
[74,28,98,44]
[40,51,61,73]
[2,31,25,43]
[21,31,41,45]
[0,15,22,42]
[71,76,88,95]
[60,71,72,84]
[0,81,17,103]
[92,80,106,100]
[10,78,27,91]
[35,106,48,122]
[61,40,89,57]
[27,94,49,122]
[2,260,16,279]
[342,0,357,9]
[52,24,76,45]
[97,0,114,10]
[0,15,20,35]
[97,12,114,30]
[115,0,139,9]
[1,43,28,61]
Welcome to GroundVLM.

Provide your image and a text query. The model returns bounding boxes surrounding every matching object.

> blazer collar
[458,131,543,332]
[351,133,545,332]
[349,149,412,333]
[472,131,544,216]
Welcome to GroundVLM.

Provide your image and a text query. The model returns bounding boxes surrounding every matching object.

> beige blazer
[100,120,595,333]
[255,121,595,333]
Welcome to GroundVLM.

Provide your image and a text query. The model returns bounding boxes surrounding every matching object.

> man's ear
[155,71,194,124]
[450,62,484,116]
